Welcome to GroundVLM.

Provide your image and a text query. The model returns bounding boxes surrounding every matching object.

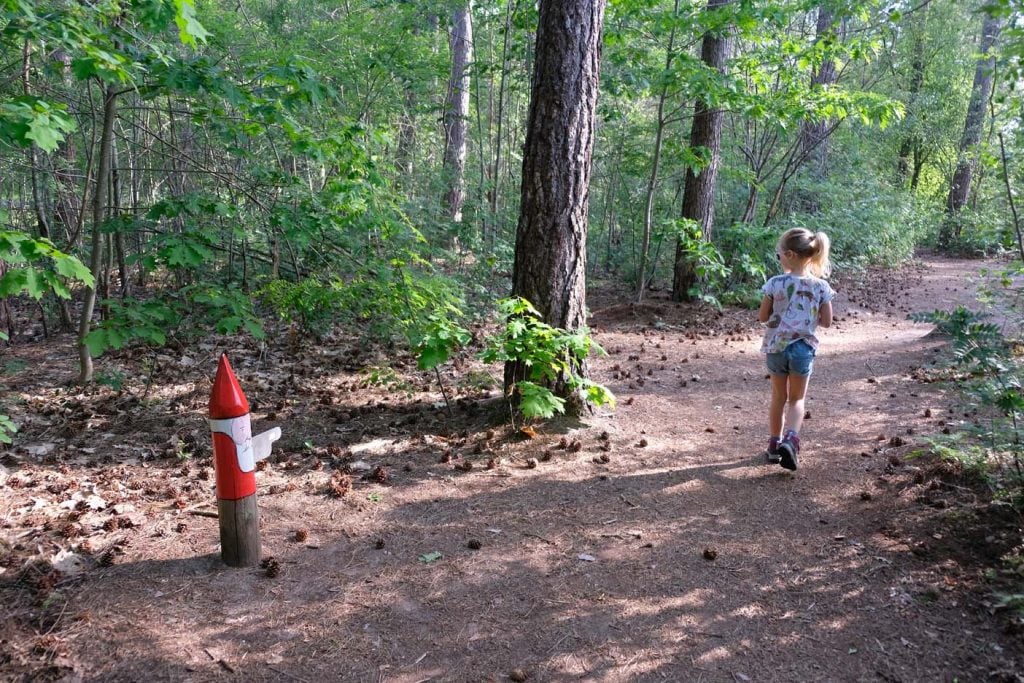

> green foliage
[716,222,774,307]
[0,229,94,300]
[83,299,174,356]
[1,0,209,152]
[481,297,614,419]
[909,307,1002,362]
[0,97,76,152]
[185,285,265,339]
[787,177,941,269]
[914,297,1024,499]
[260,278,344,338]
[515,381,566,419]
[84,285,263,357]
[409,315,471,372]
[935,206,1011,258]
[671,218,730,306]
[94,369,127,392]
[0,412,16,445]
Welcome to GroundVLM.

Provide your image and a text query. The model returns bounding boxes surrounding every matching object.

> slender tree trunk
[793,6,838,214]
[637,0,680,303]
[943,12,1002,231]
[910,145,926,191]
[998,132,1024,262]
[443,3,473,223]
[488,0,516,246]
[77,85,118,384]
[111,137,129,298]
[896,10,926,188]
[508,0,606,412]
[671,0,732,302]
[740,185,759,224]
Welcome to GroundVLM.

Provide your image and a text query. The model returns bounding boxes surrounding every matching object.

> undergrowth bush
[717,222,775,308]
[482,297,615,421]
[912,302,1024,504]
[935,205,1011,257]
[785,177,941,269]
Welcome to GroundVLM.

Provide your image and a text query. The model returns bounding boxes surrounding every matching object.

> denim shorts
[766,339,816,377]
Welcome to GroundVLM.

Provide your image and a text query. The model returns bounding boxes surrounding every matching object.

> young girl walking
[758,228,834,470]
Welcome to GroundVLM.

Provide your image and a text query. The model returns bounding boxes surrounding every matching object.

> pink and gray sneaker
[778,432,800,471]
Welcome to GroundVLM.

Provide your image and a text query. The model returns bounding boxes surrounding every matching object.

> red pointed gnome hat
[209,353,250,419]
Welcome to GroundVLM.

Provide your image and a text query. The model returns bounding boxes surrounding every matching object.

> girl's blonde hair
[778,227,831,278]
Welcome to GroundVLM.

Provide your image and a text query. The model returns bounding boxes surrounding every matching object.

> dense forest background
[2,0,1024,426]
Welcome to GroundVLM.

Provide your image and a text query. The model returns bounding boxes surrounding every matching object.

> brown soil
[1,256,1023,682]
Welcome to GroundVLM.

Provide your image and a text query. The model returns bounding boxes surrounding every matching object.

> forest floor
[1,255,1023,682]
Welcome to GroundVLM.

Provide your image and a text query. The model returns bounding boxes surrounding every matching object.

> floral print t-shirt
[760,273,835,354]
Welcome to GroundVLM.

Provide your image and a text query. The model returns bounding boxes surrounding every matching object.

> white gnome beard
[209,417,255,473]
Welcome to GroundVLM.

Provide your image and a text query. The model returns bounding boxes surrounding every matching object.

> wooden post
[208,354,264,568]
[217,496,261,567]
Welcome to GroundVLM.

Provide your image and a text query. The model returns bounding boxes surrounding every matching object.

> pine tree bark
[944,12,1002,222]
[443,3,473,223]
[508,0,606,411]
[671,0,731,302]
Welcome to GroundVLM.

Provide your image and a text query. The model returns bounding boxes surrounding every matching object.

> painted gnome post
[208,354,281,567]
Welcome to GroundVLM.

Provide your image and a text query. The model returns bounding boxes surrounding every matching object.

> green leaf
[517,381,566,419]
[417,342,449,371]
[0,269,29,297]
[0,98,77,152]
[83,329,109,357]
[418,551,443,564]
[173,0,211,46]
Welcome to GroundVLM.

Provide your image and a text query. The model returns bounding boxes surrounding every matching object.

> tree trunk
[508,0,606,412]
[77,86,118,384]
[910,145,925,191]
[443,3,473,223]
[671,0,732,302]
[792,6,838,214]
[944,13,1001,221]
[896,8,926,188]
[637,0,680,303]
[740,184,759,224]
[53,51,78,244]
[487,0,516,246]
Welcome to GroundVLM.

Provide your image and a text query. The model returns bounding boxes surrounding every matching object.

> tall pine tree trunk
[943,11,1002,243]
[671,0,731,302]
[443,3,473,223]
[508,0,606,413]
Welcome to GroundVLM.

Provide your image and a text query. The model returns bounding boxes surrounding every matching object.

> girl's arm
[758,295,773,323]
[818,300,833,328]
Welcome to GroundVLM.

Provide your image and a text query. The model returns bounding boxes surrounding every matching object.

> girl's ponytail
[809,231,831,278]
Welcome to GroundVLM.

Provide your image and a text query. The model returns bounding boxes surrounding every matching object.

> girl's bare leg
[784,373,810,435]
[769,374,788,437]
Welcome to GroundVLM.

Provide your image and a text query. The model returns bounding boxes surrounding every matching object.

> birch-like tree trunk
[443,3,473,223]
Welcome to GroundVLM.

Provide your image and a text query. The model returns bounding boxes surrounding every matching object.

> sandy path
[7,257,1021,682]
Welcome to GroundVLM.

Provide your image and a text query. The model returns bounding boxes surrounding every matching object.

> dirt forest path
[2,256,1022,682]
